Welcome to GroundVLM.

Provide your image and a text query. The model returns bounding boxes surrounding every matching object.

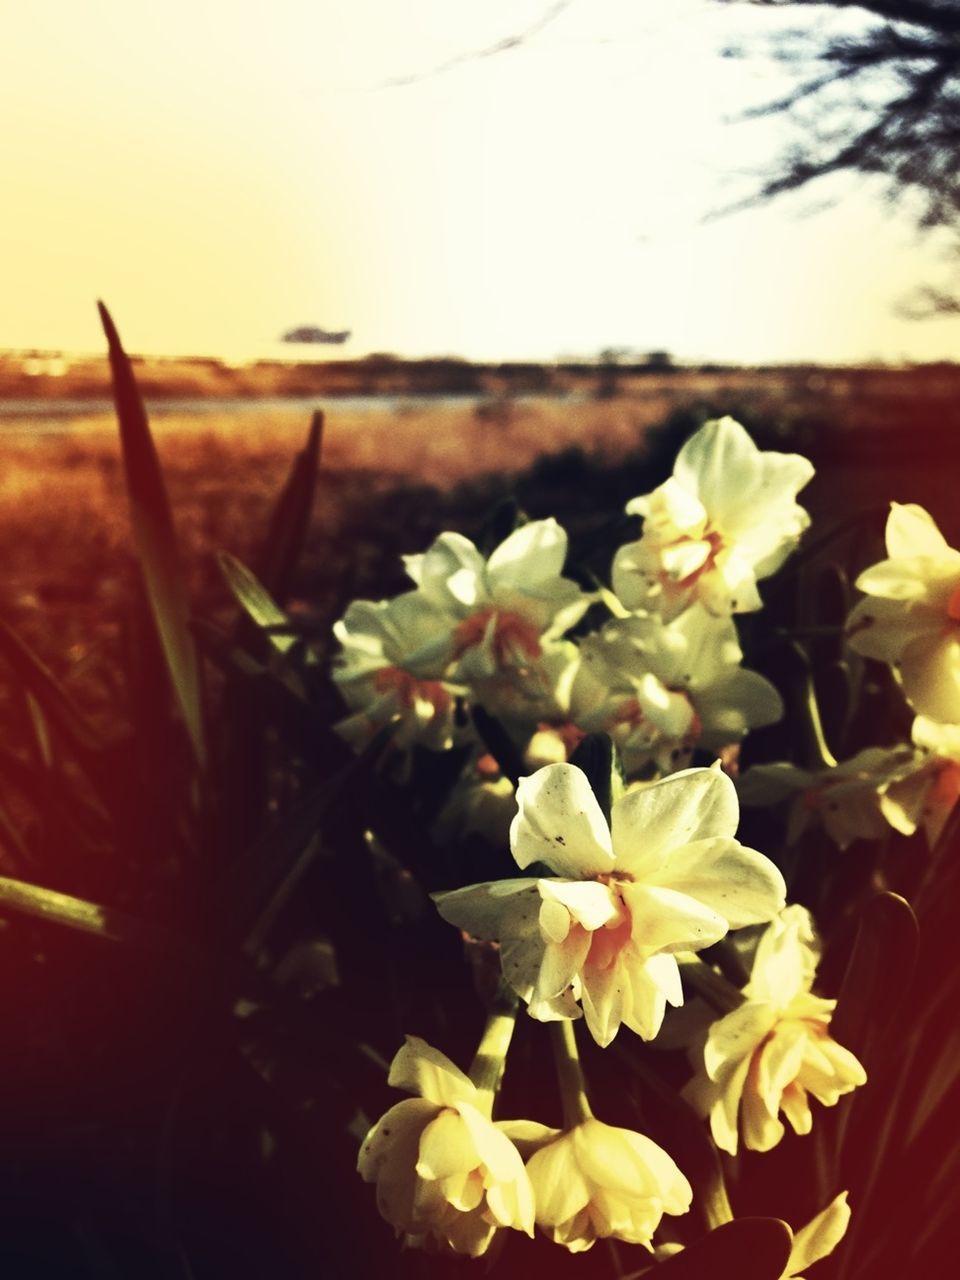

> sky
[3,0,960,365]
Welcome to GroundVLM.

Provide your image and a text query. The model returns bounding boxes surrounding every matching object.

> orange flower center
[947,584,960,623]
[453,607,542,665]
[661,527,725,591]
[536,720,586,758]
[932,761,960,808]
[373,665,452,715]
[585,913,633,972]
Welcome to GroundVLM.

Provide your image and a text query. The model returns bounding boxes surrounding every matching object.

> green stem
[468,982,519,1113]
[550,1020,593,1128]
[802,667,838,769]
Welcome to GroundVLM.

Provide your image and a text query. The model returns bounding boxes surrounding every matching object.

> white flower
[433,763,785,1047]
[404,519,591,682]
[906,715,960,845]
[738,744,930,850]
[576,605,783,775]
[434,759,518,849]
[357,1036,535,1257]
[612,417,814,620]
[506,1117,691,1253]
[846,502,960,722]
[332,591,460,754]
[683,906,866,1155]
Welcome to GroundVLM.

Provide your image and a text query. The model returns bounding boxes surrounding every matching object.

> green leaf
[626,1218,793,1280]
[615,1037,733,1232]
[831,890,918,1066]
[98,301,205,766]
[257,410,322,601]
[0,873,129,943]
[0,617,104,757]
[217,552,296,655]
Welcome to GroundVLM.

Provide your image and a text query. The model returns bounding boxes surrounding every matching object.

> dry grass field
[2,371,959,738]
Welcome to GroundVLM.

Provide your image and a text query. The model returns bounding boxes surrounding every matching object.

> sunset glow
[3,0,959,363]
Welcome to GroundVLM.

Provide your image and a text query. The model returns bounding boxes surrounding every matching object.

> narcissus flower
[846,502,960,722]
[404,519,591,682]
[577,605,783,774]
[612,417,813,620]
[433,763,785,1046]
[504,1117,692,1253]
[332,591,460,753]
[684,906,866,1154]
[738,745,925,850]
[357,1036,534,1256]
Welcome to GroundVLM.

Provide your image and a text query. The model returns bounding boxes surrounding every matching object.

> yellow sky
[2,0,959,363]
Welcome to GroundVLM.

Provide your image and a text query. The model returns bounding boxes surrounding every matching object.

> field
[3,367,960,722]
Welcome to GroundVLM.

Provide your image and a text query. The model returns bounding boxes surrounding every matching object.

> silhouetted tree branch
[720,2,960,224]
[719,1,960,310]
[379,1,576,88]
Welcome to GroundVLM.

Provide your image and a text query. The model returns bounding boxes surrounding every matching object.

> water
[0,393,501,433]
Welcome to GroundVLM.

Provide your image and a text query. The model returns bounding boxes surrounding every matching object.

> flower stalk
[469,980,520,1110]
[550,1019,593,1128]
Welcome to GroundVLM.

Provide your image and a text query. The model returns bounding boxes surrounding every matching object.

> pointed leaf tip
[97,300,120,350]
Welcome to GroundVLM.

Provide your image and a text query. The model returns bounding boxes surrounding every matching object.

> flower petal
[405,531,486,608]
[787,1191,851,1278]
[573,1120,692,1214]
[526,1134,591,1227]
[610,767,740,876]
[703,1001,778,1082]
[487,518,569,590]
[886,503,949,559]
[511,764,615,878]
[431,878,541,943]
[416,1109,479,1180]
[388,1035,476,1106]
[539,878,620,930]
[623,882,729,955]
[901,629,960,722]
[641,836,786,931]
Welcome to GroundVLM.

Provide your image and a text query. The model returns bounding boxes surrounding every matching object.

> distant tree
[718,1,960,309]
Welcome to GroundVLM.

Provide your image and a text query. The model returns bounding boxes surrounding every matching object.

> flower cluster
[331,417,802,789]
[360,1031,692,1258]
[337,416,943,1272]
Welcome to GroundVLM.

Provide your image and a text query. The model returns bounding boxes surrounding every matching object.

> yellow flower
[846,502,960,722]
[738,745,926,850]
[684,907,866,1155]
[507,1117,691,1253]
[613,417,813,620]
[332,591,459,754]
[357,1036,534,1256]
[434,763,785,1047]
[403,519,591,682]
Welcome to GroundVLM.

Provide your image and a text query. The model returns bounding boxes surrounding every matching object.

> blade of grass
[98,301,205,766]
[257,410,323,601]
[218,552,296,655]
[0,617,105,756]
